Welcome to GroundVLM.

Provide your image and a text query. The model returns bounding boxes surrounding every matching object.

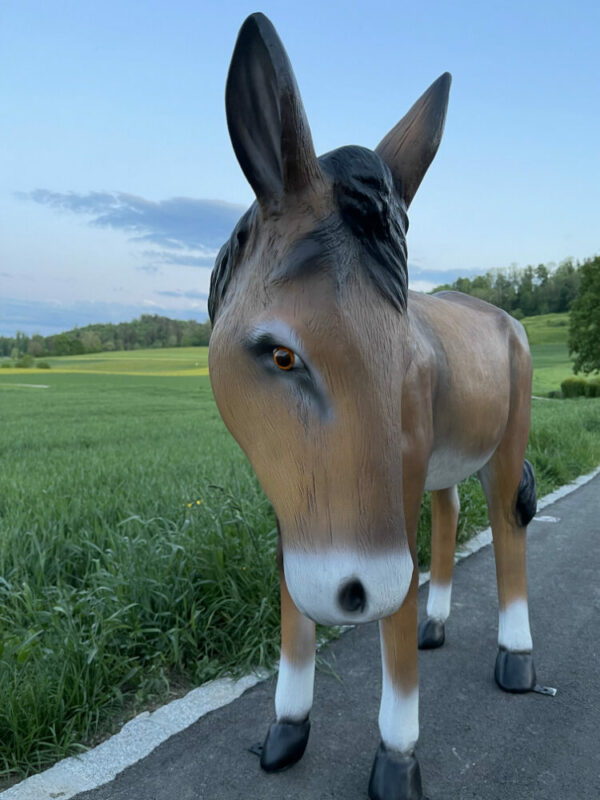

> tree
[568,256,600,374]
[27,339,44,357]
[81,331,102,353]
[53,334,71,355]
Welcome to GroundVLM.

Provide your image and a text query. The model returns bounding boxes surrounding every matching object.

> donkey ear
[375,73,451,208]
[226,13,321,209]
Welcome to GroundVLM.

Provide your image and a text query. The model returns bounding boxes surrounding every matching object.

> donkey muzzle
[283,547,414,626]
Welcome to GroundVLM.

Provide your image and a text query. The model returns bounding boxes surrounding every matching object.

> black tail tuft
[516,459,537,527]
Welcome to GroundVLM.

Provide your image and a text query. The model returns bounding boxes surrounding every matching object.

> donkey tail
[516,459,537,527]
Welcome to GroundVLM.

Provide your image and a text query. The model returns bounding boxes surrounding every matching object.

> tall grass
[0,374,279,778]
[1,365,599,780]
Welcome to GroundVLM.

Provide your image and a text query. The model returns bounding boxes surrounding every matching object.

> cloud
[0,297,208,338]
[139,249,217,269]
[407,263,479,286]
[156,289,209,300]
[21,190,245,272]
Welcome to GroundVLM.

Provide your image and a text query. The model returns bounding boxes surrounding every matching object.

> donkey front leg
[369,570,423,800]
[260,564,315,772]
[418,485,460,649]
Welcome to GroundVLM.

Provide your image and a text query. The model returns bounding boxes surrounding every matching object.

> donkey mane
[208,145,409,323]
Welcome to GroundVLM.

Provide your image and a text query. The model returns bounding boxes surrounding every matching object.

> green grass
[520,312,570,345]
[0,367,279,779]
[0,347,209,375]
[521,312,578,395]
[1,334,599,781]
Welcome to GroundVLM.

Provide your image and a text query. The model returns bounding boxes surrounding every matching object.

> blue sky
[1,0,598,336]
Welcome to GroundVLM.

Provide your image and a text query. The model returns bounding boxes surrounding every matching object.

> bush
[546,389,563,399]
[584,377,600,398]
[15,354,35,368]
[36,361,51,370]
[561,376,589,398]
[559,375,600,398]
[1,362,12,368]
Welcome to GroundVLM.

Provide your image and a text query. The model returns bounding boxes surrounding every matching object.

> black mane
[320,146,409,312]
[208,146,409,323]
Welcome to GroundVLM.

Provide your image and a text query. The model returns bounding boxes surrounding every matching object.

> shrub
[36,361,51,369]
[560,376,588,398]
[546,389,563,399]
[584,377,600,398]
[15,354,35,368]
[1,362,12,368]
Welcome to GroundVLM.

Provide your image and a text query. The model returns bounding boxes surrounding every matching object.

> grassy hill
[520,312,574,395]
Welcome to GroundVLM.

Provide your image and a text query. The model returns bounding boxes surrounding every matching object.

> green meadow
[521,313,575,395]
[0,313,599,780]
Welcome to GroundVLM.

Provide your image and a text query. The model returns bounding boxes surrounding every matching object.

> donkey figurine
[208,13,537,800]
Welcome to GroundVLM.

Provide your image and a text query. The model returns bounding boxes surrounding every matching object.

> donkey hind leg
[260,567,315,772]
[418,486,460,649]
[480,455,537,693]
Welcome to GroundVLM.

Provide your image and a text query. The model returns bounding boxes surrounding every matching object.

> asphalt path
[74,475,600,800]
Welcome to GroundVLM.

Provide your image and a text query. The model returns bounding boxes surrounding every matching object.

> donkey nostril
[338,579,367,613]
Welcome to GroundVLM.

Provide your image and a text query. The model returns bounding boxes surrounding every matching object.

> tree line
[0,315,212,359]
[430,257,583,319]
[2,257,597,371]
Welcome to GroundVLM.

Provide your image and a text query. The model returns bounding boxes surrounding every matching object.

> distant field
[521,312,574,395]
[520,312,570,345]
[0,317,597,781]
[1,347,209,376]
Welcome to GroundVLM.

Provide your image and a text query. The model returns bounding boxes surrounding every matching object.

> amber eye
[273,346,295,370]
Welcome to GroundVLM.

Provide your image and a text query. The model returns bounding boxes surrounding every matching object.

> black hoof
[368,742,423,800]
[259,718,310,772]
[495,647,536,693]
[418,617,445,649]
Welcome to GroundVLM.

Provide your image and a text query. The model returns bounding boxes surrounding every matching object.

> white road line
[3,464,600,800]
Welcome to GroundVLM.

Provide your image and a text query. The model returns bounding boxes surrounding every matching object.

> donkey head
[209,13,450,625]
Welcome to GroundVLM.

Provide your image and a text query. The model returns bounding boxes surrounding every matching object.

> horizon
[2,0,599,337]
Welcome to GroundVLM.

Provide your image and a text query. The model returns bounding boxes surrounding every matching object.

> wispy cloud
[408,263,479,285]
[156,289,209,300]
[21,190,245,272]
[139,249,216,269]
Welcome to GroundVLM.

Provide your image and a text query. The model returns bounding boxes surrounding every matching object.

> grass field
[0,315,598,781]
[1,346,210,376]
[521,312,574,395]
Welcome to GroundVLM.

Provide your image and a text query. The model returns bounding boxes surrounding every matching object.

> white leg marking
[378,679,419,754]
[275,655,315,722]
[378,624,419,754]
[426,581,452,622]
[498,598,533,651]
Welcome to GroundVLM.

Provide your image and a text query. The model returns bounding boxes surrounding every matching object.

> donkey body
[209,14,536,800]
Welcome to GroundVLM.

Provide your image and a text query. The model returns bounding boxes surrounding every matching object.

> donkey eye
[273,346,296,370]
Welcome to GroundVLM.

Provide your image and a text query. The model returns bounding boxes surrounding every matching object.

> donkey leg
[418,486,460,649]
[369,570,423,800]
[480,454,537,693]
[260,565,315,772]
